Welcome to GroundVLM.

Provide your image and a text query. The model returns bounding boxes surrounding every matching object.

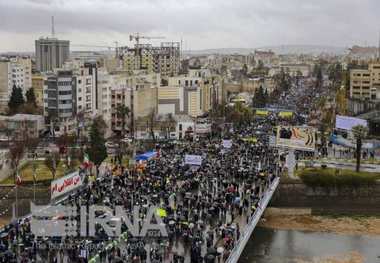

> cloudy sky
[0,0,379,52]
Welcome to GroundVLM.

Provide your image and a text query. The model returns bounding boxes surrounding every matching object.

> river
[239,227,380,263]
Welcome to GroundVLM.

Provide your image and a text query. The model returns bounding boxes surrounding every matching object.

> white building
[0,57,32,111]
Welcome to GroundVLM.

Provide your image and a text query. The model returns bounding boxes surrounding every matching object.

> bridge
[225,177,280,263]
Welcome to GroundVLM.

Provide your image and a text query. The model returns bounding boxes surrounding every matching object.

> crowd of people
[0,122,280,263]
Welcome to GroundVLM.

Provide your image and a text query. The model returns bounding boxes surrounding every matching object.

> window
[78,97,82,101]
[78,80,82,84]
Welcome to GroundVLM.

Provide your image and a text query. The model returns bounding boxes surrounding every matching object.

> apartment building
[0,57,32,111]
[35,37,70,72]
[32,74,45,107]
[97,69,160,136]
[350,63,380,101]
[121,42,180,77]
[157,85,203,117]
[0,114,44,139]
[43,70,77,135]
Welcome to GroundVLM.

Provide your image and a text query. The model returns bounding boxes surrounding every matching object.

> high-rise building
[0,57,32,112]
[35,37,70,72]
[43,70,75,134]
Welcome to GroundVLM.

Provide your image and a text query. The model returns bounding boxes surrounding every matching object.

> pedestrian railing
[224,176,280,263]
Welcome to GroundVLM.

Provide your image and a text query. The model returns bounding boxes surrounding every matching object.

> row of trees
[8,84,39,115]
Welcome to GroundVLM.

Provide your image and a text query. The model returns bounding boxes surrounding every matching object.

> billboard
[51,171,83,200]
[276,126,315,151]
[184,155,202,166]
[336,115,368,131]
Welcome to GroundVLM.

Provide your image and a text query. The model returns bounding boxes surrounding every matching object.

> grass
[0,159,80,185]
[298,167,380,189]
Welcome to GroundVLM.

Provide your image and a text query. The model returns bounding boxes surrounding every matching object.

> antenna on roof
[51,16,55,38]
[378,30,380,61]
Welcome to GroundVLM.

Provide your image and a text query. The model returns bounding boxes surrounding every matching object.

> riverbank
[260,211,380,236]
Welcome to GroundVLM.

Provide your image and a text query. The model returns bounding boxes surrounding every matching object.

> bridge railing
[224,176,280,263]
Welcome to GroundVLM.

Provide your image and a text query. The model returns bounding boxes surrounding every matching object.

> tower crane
[129,33,165,46]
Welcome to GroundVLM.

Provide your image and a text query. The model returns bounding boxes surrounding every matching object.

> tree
[25,88,37,107]
[9,140,25,184]
[241,64,248,76]
[352,125,369,172]
[45,152,61,180]
[8,84,24,114]
[253,86,266,108]
[88,118,107,174]
[116,104,130,137]
[147,109,157,143]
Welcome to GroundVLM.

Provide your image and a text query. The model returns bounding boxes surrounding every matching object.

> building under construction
[121,42,180,77]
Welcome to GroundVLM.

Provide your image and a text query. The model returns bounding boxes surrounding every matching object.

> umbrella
[156,208,167,218]
[207,247,217,255]
[205,254,215,262]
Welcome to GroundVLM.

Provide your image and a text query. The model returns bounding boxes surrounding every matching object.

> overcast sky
[1,0,379,52]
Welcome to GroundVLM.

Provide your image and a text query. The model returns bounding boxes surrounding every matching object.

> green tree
[352,125,369,172]
[241,64,248,76]
[116,104,130,137]
[88,118,107,174]
[253,86,266,108]
[8,84,25,114]
[25,88,37,107]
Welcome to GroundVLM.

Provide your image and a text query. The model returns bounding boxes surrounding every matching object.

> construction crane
[129,33,165,46]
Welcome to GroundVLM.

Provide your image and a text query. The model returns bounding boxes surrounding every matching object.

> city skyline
[1,0,380,52]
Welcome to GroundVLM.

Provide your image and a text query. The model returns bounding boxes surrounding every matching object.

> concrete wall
[271,180,380,214]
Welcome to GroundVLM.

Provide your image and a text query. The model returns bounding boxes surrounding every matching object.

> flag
[84,153,90,164]
[33,171,37,184]
[16,173,22,186]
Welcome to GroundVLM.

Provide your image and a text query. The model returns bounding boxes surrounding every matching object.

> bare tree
[45,152,61,180]
[8,140,25,184]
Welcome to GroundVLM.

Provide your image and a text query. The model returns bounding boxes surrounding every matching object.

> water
[239,227,380,263]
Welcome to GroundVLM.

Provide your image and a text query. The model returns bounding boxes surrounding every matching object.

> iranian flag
[16,173,22,186]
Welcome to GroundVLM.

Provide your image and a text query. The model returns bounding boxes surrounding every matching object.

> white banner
[184,155,202,166]
[195,123,211,134]
[222,140,232,149]
[51,171,83,200]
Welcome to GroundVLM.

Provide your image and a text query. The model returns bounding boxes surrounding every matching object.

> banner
[336,115,368,131]
[242,137,258,143]
[256,110,269,116]
[278,111,293,118]
[276,126,315,151]
[222,140,232,149]
[195,123,211,134]
[184,155,202,166]
[51,171,83,200]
